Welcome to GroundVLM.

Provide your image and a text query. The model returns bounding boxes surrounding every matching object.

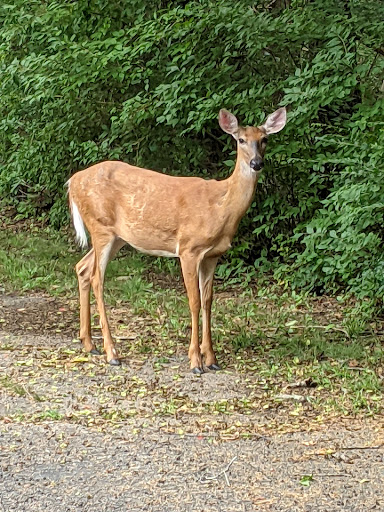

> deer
[67,107,286,374]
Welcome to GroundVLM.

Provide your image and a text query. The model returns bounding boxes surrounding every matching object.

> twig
[317,474,347,477]
[20,382,38,402]
[317,474,348,478]
[92,335,136,340]
[367,52,378,78]
[285,378,316,389]
[275,393,306,402]
[337,444,383,451]
[263,324,351,336]
[206,130,226,147]
[313,444,383,457]
[0,467,5,512]
[296,472,348,478]
[343,366,371,372]
[287,47,299,68]
[166,431,267,441]
[283,324,350,336]
[199,456,238,486]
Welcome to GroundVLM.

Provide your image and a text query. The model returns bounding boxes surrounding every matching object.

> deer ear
[262,107,287,135]
[219,109,238,136]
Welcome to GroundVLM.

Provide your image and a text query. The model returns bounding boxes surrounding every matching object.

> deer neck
[225,158,260,218]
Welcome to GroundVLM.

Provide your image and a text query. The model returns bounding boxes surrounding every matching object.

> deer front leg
[199,257,220,370]
[75,249,99,355]
[180,254,203,374]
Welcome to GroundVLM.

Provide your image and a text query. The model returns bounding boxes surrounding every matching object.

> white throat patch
[240,160,258,177]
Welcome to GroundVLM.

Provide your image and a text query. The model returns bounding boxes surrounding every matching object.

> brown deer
[67,107,286,374]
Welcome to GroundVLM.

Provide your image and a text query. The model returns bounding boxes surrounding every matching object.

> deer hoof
[207,363,221,371]
[90,348,101,355]
[191,367,204,375]
[109,358,121,366]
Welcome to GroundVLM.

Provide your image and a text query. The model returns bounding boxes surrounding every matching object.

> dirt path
[1,419,383,512]
[1,292,384,511]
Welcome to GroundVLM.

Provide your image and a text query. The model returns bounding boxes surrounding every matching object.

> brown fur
[68,108,286,371]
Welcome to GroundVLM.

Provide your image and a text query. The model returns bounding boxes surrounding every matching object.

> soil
[0,291,383,512]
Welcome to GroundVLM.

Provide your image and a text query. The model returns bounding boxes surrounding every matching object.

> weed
[0,376,26,397]
[300,475,313,487]
[36,410,63,421]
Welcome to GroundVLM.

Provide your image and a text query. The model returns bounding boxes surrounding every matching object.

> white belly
[129,242,179,258]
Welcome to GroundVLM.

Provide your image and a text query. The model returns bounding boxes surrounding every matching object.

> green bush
[0,0,383,303]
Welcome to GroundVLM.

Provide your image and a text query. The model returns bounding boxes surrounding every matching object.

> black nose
[250,158,264,171]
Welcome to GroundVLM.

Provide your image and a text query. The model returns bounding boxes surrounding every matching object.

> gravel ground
[1,420,383,511]
[1,292,384,511]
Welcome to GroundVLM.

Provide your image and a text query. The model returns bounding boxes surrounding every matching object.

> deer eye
[261,137,268,145]
[238,138,246,144]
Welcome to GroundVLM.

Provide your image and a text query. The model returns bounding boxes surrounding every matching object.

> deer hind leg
[90,236,125,365]
[199,257,220,370]
[76,248,98,354]
[180,253,203,374]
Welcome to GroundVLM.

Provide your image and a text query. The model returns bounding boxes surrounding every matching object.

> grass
[0,375,43,402]
[0,376,28,397]
[0,222,154,298]
[0,219,383,418]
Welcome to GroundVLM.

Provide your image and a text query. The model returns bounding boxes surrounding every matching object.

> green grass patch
[0,224,77,294]
[0,222,383,417]
[0,375,43,402]
[0,223,172,305]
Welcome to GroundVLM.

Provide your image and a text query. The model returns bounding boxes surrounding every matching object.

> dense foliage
[0,0,383,303]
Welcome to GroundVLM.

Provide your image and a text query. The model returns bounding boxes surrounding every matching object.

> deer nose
[250,158,264,171]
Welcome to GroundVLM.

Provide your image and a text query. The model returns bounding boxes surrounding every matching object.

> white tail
[70,198,88,249]
[67,107,287,372]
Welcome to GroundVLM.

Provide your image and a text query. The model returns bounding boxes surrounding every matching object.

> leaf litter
[0,290,383,511]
